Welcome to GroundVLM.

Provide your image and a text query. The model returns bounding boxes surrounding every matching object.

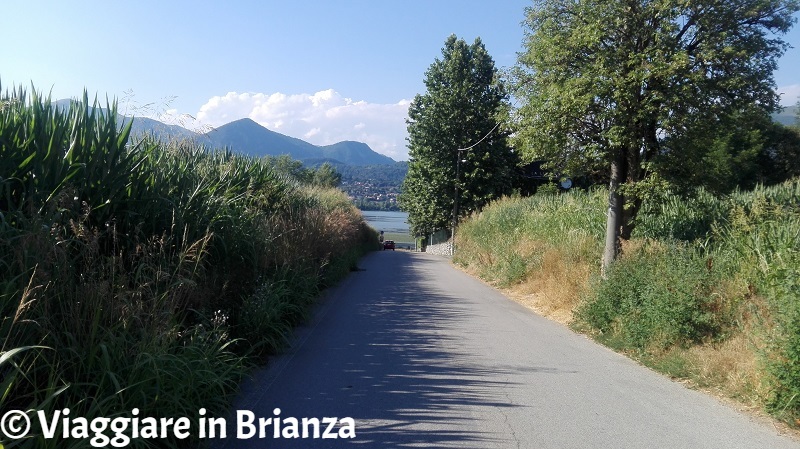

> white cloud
[304,127,321,139]
[778,84,800,106]
[196,90,411,160]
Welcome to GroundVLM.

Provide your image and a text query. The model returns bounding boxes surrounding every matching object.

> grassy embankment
[454,182,800,425]
[0,88,377,448]
[382,232,413,245]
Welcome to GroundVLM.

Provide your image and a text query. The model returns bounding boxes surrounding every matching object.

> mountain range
[773,106,798,127]
[55,100,396,166]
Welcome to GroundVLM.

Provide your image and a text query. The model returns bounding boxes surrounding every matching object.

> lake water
[361,210,409,234]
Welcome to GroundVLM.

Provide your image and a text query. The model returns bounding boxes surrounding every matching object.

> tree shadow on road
[221,251,561,448]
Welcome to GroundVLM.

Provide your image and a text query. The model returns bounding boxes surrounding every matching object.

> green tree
[795,100,800,129]
[265,154,313,183]
[762,119,800,181]
[312,162,342,188]
[400,35,517,237]
[658,108,800,194]
[514,0,798,272]
[263,156,343,188]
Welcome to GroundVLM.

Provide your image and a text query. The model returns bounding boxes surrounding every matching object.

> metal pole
[451,149,463,256]
[448,123,498,256]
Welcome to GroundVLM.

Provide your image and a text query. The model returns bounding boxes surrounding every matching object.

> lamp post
[449,121,499,256]
[451,148,467,256]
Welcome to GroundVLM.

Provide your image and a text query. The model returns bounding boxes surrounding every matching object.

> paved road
[219,251,800,448]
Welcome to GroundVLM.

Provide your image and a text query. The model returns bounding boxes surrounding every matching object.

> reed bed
[0,86,377,448]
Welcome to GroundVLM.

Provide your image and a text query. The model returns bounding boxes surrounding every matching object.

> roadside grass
[0,86,378,448]
[454,191,605,322]
[381,231,412,241]
[381,232,414,245]
[454,180,800,425]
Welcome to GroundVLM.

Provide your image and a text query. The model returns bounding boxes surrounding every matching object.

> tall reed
[0,85,377,448]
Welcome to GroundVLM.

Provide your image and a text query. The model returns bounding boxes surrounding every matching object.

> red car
[383,240,395,251]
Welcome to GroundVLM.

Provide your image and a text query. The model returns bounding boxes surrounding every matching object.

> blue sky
[2,1,798,161]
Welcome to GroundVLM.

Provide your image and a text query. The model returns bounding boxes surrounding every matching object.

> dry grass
[684,333,766,403]
[649,333,800,440]
[504,248,592,324]
[456,233,595,325]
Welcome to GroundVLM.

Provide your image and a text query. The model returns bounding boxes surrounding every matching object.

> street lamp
[451,148,468,256]
[449,121,501,256]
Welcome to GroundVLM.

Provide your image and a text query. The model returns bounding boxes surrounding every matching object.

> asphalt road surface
[219,251,800,448]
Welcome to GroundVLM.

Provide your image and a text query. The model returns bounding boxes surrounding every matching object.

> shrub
[716,180,800,420]
[577,241,722,350]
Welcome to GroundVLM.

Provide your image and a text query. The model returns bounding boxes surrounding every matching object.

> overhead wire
[457,121,502,152]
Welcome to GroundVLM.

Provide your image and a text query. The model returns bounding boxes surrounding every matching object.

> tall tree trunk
[602,148,625,277]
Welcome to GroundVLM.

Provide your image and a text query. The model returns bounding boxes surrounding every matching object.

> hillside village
[342,179,400,210]
[336,162,408,211]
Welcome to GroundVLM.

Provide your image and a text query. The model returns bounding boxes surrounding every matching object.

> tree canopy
[513,0,799,270]
[400,35,517,237]
[264,154,341,188]
[657,107,800,194]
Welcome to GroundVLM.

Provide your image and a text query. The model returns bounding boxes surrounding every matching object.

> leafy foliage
[633,188,728,242]
[400,35,517,236]
[264,154,342,187]
[513,0,799,266]
[312,162,343,188]
[718,182,800,420]
[657,108,800,194]
[578,241,722,350]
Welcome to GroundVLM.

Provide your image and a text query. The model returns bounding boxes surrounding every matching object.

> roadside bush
[238,273,311,356]
[577,241,722,350]
[763,252,800,421]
